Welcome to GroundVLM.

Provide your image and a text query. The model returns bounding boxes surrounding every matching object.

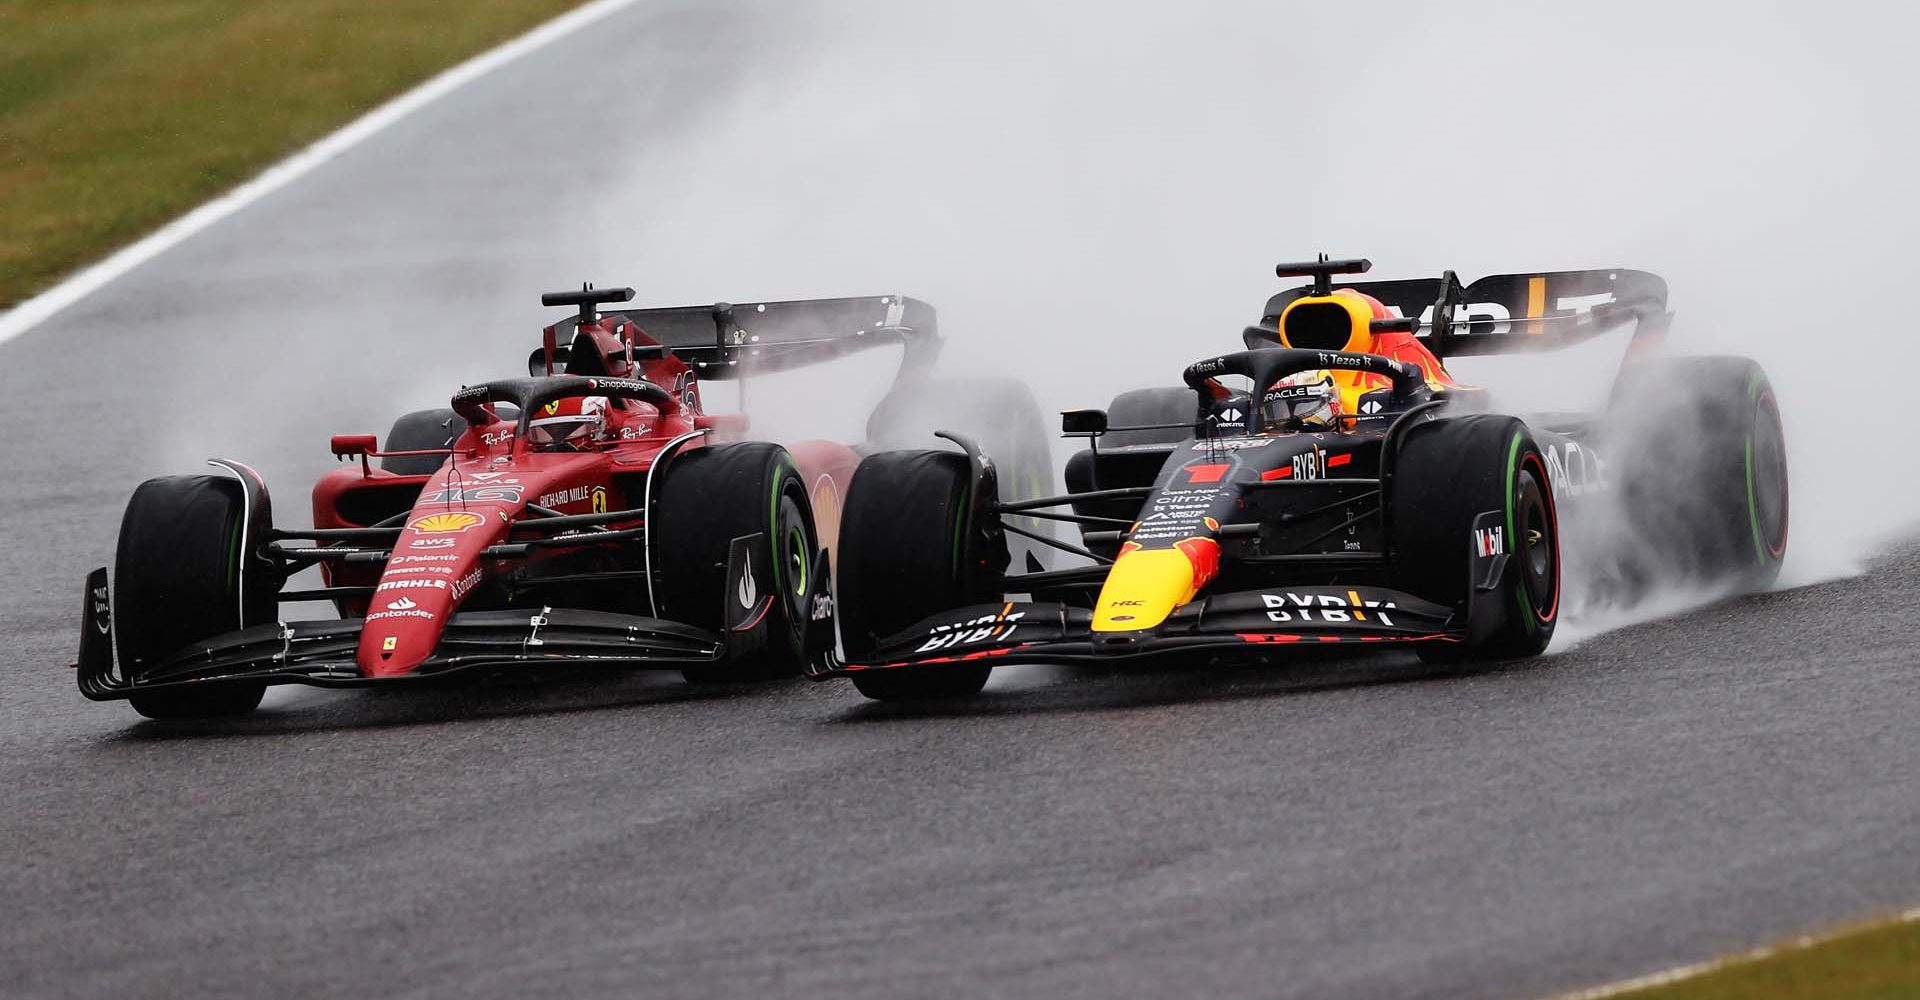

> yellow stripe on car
[1093,548,1205,632]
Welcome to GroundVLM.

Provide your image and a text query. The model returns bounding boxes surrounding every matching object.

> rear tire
[837,450,999,701]
[1609,356,1788,591]
[651,443,818,683]
[1064,386,1198,553]
[115,475,273,719]
[380,408,460,476]
[1389,416,1560,662]
[1102,386,1199,447]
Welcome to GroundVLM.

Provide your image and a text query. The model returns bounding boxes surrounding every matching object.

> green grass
[0,0,590,308]
[1591,914,1920,1000]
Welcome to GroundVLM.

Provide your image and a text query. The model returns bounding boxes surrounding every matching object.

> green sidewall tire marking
[950,482,970,582]
[768,461,795,595]
[1743,379,1782,567]
[1746,369,1767,562]
[1745,432,1766,565]
[1504,431,1536,636]
[225,514,243,596]
[1503,432,1522,551]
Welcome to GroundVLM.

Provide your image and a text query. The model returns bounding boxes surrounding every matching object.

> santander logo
[387,596,418,611]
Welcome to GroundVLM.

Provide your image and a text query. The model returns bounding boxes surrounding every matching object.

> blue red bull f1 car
[815,257,1789,700]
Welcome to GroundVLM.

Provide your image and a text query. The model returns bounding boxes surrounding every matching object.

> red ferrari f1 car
[815,257,1789,700]
[75,287,1050,719]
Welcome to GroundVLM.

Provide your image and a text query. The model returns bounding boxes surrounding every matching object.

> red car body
[76,289,936,709]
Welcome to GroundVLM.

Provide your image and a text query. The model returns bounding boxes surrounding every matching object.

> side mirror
[330,434,377,457]
[527,345,573,377]
[1060,409,1107,437]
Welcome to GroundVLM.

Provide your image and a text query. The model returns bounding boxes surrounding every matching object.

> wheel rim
[787,523,809,595]
[1515,462,1558,623]
[773,483,815,645]
[1748,390,1789,561]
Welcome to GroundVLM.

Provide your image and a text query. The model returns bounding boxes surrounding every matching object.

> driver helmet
[527,395,606,449]
[1261,370,1342,431]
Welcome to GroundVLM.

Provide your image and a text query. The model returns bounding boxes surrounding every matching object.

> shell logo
[410,512,484,534]
[811,477,842,555]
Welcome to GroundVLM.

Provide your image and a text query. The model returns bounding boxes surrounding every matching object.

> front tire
[115,475,273,719]
[866,377,1053,572]
[651,443,818,683]
[836,450,1001,701]
[1389,416,1560,662]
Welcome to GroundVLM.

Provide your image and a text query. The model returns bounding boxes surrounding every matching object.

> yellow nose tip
[1092,549,1203,632]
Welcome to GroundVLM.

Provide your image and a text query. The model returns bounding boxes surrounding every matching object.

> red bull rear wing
[1258,266,1670,359]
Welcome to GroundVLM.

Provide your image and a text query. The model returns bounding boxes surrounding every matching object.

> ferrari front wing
[74,567,735,700]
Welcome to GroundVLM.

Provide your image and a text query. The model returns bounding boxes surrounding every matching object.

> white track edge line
[0,0,648,347]
[1551,907,1920,1000]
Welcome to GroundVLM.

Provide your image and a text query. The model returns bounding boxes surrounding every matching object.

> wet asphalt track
[5,2,1920,997]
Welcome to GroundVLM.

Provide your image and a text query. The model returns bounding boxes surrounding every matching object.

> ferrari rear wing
[551,294,941,381]
[1259,267,1670,359]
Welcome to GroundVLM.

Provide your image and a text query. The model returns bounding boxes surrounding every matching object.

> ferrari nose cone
[357,586,453,677]
[356,509,496,677]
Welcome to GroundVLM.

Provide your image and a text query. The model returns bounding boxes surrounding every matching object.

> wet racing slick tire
[380,408,461,476]
[836,449,1004,701]
[866,377,1053,573]
[1062,387,1199,557]
[1608,356,1788,592]
[115,475,274,719]
[651,442,819,684]
[1388,415,1559,662]
[1102,386,1200,447]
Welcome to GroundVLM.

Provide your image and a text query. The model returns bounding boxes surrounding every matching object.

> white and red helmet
[527,396,607,449]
